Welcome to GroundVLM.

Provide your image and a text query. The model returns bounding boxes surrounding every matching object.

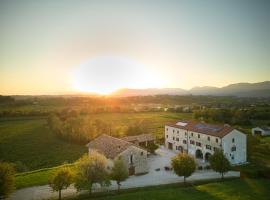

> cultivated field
[0,112,192,171]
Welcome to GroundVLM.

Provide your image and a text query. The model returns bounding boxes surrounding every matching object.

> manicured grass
[15,164,75,189]
[0,118,87,170]
[71,179,270,200]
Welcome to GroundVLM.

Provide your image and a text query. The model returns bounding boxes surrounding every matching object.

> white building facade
[165,121,247,165]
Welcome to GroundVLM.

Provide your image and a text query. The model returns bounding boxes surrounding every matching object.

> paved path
[8,147,240,200]
[8,170,240,200]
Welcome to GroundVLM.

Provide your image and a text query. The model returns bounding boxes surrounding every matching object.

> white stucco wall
[165,125,222,159]
[165,125,247,165]
[222,129,247,165]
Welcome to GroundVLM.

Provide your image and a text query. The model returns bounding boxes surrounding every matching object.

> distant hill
[111,88,188,97]
[111,81,270,97]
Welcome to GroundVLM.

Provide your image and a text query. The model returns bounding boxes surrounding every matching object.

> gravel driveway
[8,147,240,200]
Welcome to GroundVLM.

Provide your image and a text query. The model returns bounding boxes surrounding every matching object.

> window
[206,145,212,150]
[207,136,210,141]
[141,152,143,156]
[198,134,200,138]
[196,142,201,147]
[191,132,193,136]
[183,140,187,144]
[129,155,134,164]
[173,129,175,133]
[213,147,217,152]
[185,132,187,136]
[166,128,168,131]
[177,130,179,133]
[231,146,236,152]
[173,137,175,141]
[216,138,218,143]
[166,135,168,138]
[176,137,179,142]
[190,140,195,145]
[232,138,235,143]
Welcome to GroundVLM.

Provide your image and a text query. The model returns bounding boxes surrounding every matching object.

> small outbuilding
[252,126,270,136]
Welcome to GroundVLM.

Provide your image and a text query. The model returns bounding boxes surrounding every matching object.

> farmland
[0,112,192,171]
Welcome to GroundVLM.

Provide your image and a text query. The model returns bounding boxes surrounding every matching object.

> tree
[209,149,231,179]
[0,162,15,199]
[49,166,74,200]
[146,142,159,154]
[110,159,128,193]
[125,119,151,136]
[74,152,110,195]
[171,153,196,184]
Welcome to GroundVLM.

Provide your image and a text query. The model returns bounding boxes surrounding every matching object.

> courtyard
[8,146,240,200]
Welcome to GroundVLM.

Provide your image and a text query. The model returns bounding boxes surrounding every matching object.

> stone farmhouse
[86,134,149,175]
[252,126,270,136]
[165,121,247,165]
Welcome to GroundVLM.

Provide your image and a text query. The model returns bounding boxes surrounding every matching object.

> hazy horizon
[1,0,269,95]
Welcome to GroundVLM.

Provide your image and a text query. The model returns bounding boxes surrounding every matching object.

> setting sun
[72,56,164,95]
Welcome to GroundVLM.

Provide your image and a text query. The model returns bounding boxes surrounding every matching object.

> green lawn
[15,164,75,189]
[71,179,270,200]
[0,118,87,170]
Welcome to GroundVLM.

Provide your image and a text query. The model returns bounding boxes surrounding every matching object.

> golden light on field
[72,56,164,95]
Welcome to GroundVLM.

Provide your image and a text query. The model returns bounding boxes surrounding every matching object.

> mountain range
[111,81,270,97]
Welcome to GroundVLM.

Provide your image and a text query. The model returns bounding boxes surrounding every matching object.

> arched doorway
[195,149,203,159]
[205,152,212,162]
[177,146,183,153]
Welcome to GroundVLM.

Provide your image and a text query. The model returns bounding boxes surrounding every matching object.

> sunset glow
[72,57,165,94]
[0,1,269,95]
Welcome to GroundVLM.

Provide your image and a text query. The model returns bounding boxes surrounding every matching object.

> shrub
[0,162,16,199]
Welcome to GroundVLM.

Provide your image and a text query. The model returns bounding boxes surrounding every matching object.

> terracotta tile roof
[165,121,234,138]
[122,134,156,143]
[86,135,145,159]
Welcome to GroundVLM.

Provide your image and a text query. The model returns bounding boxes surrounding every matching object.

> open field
[84,112,193,138]
[0,112,192,171]
[69,179,270,200]
[0,118,87,170]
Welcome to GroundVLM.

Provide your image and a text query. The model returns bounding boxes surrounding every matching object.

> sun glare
[72,56,164,95]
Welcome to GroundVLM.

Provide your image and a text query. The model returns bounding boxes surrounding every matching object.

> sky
[0,0,269,95]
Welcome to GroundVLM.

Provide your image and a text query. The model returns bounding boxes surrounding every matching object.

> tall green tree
[74,152,110,195]
[0,162,15,199]
[209,149,231,179]
[171,153,196,184]
[110,159,128,193]
[49,166,74,200]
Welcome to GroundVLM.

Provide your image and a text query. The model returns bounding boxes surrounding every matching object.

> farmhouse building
[252,126,270,136]
[86,134,148,175]
[122,134,156,147]
[165,121,247,165]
